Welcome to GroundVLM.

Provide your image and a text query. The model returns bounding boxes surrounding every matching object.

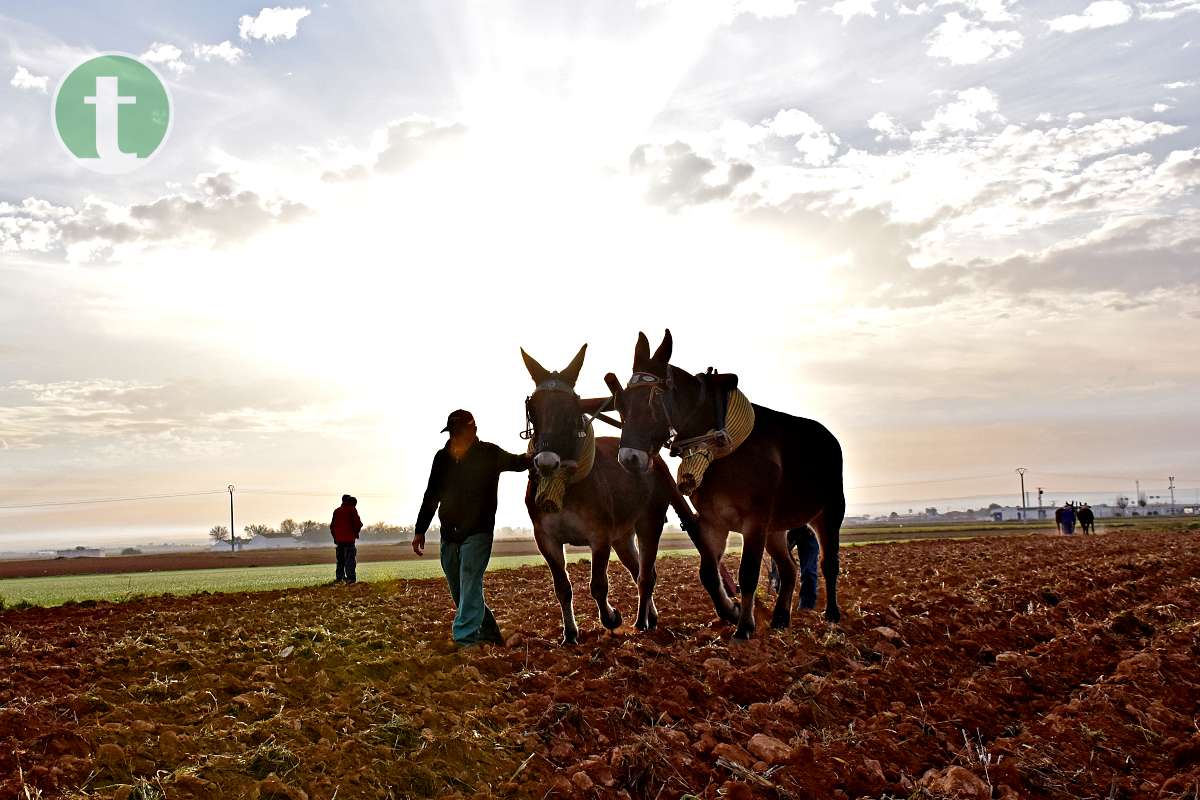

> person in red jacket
[330,494,364,583]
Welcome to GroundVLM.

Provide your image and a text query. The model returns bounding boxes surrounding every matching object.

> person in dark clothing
[1078,504,1095,534]
[1060,502,1077,535]
[413,409,531,646]
[766,528,821,609]
[331,494,363,582]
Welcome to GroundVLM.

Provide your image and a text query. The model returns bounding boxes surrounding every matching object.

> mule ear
[634,331,651,368]
[604,372,625,405]
[559,343,587,388]
[521,348,552,386]
[652,329,673,366]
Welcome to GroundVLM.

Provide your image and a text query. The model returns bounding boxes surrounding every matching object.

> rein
[522,379,598,511]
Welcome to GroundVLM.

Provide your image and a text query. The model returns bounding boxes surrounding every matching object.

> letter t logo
[84,76,137,165]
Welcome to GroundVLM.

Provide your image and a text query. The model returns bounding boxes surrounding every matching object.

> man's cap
[441,409,475,432]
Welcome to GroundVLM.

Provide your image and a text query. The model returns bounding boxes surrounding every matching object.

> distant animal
[521,344,699,644]
[611,330,845,639]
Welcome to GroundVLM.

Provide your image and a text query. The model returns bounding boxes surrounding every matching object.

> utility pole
[1038,487,1044,519]
[1016,468,1028,521]
[228,484,236,553]
[1169,476,1176,514]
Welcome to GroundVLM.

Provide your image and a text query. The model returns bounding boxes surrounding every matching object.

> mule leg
[535,531,577,645]
[632,517,665,631]
[590,542,622,631]
[811,498,844,624]
[696,521,740,625]
[765,530,796,629]
[733,527,767,640]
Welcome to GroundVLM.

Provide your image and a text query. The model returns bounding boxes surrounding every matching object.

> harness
[625,368,755,495]
[522,378,599,512]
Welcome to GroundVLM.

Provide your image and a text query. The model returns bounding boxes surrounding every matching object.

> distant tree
[361,522,414,541]
[298,520,330,543]
[987,503,1001,511]
[1116,496,1129,510]
[279,519,299,539]
[121,547,142,555]
[243,523,278,540]
[209,525,231,543]
[889,511,899,519]
[1137,493,1148,508]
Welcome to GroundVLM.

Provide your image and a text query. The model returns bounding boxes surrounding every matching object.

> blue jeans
[335,542,357,582]
[439,534,502,645]
[789,528,820,609]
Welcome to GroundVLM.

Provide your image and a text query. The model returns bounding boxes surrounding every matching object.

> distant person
[412,409,531,647]
[331,494,364,583]
[766,528,821,609]
[1079,503,1095,534]
[1060,502,1077,536]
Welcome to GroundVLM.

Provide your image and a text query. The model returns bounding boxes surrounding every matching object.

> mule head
[521,344,587,477]
[616,329,674,474]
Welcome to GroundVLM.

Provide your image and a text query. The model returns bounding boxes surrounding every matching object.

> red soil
[2,528,1197,799]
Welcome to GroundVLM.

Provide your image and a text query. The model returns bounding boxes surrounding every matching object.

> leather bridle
[521,378,608,446]
[623,369,711,454]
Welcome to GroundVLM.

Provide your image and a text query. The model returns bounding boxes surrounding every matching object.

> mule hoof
[732,626,754,641]
[603,608,623,631]
[824,607,841,624]
[561,633,579,646]
[770,613,790,630]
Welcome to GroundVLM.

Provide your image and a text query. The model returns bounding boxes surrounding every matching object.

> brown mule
[611,330,846,640]
[521,344,698,645]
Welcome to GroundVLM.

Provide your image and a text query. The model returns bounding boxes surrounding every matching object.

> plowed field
[3,528,1198,799]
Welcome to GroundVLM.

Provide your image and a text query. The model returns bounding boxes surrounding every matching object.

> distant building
[55,547,103,558]
[991,502,1193,522]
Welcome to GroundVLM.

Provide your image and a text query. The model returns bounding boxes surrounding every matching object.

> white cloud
[926,13,1023,64]
[868,112,908,140]
[10,65,49,92]
[829,0,878,22]
[1163,80,1196,89]
[1068,111,1087,121]
[939,0,1019,22]
[140,42,189,76]
[1137,0,1200,19]
[1047,1,1134,32]
[911,87,1002,142]
[193,40,246,64]
[239,6,312,42]
[716,108,842,165]
[1153,102,1172,112]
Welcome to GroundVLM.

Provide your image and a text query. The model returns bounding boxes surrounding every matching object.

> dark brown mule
[521,344,697,645]
[611,330,845,640]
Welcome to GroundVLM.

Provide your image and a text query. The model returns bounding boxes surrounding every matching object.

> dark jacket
[331,503,363,544]
[415,440,529,544]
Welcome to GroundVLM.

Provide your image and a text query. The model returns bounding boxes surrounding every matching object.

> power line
[0,489,227,511]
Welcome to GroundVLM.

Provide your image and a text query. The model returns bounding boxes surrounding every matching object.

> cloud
[868,112,908,141]
[193,40,245,64]
[829,0,878,23]
[1163,80,1195,89]
[1047,1,1134,32]
[926,13,1023,64]
[140,42,190,76]
[637,0,801,22]
[0,173,309,261]
[714,109,842,166]
[911,87,1002,142]
[1137,0,1200,19]
[238,6,312,42]
[10,65,48,92]
[320,116,467,181]
[940,0,1020,22]
[1153,102,1172,112]
[631,142,755,209]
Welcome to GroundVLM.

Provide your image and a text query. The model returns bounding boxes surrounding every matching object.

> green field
[0,553,555,608]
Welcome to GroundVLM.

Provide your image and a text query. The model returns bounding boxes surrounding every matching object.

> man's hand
[412,534,425,556]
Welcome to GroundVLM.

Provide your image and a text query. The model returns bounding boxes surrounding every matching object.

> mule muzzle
[534,451,561,476]
[618,447,651,474]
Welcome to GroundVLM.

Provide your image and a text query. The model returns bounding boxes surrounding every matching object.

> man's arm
[497,446,532,473]
[414,452,445,538]
[352,509,363,538]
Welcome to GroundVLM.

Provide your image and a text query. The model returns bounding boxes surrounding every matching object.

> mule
[611,330,845,640]
[521,344,698,645]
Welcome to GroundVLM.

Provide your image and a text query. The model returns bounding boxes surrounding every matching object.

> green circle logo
[52,53,173,174]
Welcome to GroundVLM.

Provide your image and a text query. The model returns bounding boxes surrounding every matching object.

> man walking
[331,494,363,583]
[766,528,820,610]
[413,410,531,647]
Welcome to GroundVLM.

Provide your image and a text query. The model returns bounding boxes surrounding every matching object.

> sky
[1,0,1198,549]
